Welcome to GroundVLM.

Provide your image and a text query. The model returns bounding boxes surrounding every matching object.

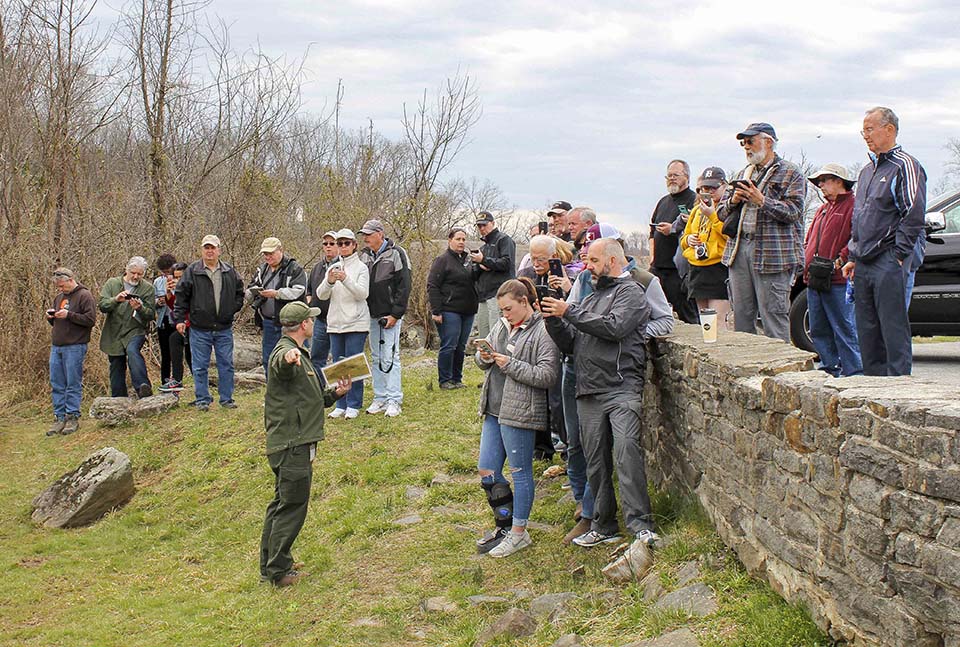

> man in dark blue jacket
[842,107,926,376]
[472,211,516,338]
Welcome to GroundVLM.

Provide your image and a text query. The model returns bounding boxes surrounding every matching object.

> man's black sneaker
[476,527,509,555]
[190,400,210,412]
[439,381,456,390]
[572,529,622,548]
[221,400,238,409]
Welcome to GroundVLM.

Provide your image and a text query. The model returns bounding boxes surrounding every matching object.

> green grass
[0,356,835,646]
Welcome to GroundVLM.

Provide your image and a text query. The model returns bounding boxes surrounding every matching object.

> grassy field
[0,355,835,647]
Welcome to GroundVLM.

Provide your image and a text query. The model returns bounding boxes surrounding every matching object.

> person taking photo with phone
[680,167,732,328]
[46,268,96,436]
[474,277,560,558]
[99,256,156,398]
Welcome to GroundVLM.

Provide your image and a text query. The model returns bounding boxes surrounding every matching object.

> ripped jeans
[478,415,536,527]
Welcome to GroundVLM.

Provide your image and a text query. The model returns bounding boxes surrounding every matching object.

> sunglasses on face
[739,137,756,147]
[322,241,336,247]
[336,240,354,247]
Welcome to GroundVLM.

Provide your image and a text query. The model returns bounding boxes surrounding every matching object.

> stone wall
[642,324,960,647]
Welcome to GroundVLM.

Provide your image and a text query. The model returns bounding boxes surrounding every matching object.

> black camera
[378,317,389,327]
[695,244,708,261]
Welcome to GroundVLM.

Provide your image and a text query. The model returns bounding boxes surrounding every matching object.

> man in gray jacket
[542,238,657,548]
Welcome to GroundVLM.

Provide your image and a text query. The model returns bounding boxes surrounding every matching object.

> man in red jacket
[805,164,862,376]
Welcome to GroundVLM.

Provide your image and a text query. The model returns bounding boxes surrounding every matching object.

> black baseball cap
[475,211,495,225]
[698,167,727,188]
[547,200,571,215]
[736,122,778,141]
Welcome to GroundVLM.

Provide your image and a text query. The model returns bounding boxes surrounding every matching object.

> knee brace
[482,481,513,529]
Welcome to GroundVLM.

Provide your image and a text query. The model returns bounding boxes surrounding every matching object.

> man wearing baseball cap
[718,122,806,342]
[358,219,411,417]
[472,211,517,339]
[260,301,351,588]
[246,237,307,378]
[548,201,572,240]
[174,234,245,411]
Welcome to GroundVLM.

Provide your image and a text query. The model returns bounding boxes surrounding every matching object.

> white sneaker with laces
[385,402,402,417]
[366,401,387,415]
[635,529,660,547]
[344,407,360,419]
[488,530,532,558]
[328,408,345,419]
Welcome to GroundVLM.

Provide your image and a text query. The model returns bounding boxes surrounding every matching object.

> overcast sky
[102,0,960,234]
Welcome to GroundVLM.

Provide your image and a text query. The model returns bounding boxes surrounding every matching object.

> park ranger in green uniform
[260,301,350,587]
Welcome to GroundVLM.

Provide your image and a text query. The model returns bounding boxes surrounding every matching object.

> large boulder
[89,394,179,426]
[32,447,135,528]
[231,335,262,371]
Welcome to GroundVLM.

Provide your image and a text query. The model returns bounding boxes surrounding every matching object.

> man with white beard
[648,160,698,323]
[717,123,806,341]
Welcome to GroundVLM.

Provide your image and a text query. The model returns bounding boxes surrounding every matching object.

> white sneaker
[385,402,402,417]
[344,408,360,419]
[366,401,387,415]
[328,408,345,419]
[488,530,532,558]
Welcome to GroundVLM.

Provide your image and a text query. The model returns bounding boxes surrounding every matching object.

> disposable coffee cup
[700,308,718,344]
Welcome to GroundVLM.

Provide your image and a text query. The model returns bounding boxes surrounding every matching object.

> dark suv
[789,188,960,351]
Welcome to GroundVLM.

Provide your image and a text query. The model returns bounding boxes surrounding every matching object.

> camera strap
[378,318,397,373]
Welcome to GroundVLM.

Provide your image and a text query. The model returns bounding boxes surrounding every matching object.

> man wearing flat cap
[260,301,350,588]
[472,211,517,338]
[804,164,862,377]
[718,122,806,341]
[247,237,307,378]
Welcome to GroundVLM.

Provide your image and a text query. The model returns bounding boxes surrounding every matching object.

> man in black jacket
[246,237,307,378]
[359,219,412,417]
[472,211,516,338]
[541,238,658,549]
[174,234,245,411]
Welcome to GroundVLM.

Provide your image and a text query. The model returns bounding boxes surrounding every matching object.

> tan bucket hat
[808,163,856,188]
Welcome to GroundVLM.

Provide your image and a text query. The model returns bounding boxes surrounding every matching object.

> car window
[940,201,960,234]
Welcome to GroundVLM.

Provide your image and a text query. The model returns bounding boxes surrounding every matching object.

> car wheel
[789,288,816,353]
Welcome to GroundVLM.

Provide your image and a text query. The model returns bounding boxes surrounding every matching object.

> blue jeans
[309,319,330,375]
[562,359,594,520]
[329,331,367,410]
[261,319,282,379]
[479,415,536,527]
[189,327,235,404]
[808,284,863,377]
[109,335,149,397]
[369,318,402,404]
[50,343,87,418]
[437,311,474,384]
[854,248,912,376]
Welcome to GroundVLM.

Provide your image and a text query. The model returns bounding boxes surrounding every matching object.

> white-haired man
[99,256,156,398]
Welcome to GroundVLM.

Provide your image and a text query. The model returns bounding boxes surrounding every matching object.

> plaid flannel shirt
[719,155,807,273]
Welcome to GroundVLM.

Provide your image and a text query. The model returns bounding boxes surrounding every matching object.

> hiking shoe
[273,571,301,588]
[61,415,80,435]
[221,400,238,409]
[451,382,467,389]
[635,529,660,547]
[328,408,345,419]
[190,400,210,412]
[572,529,621,548]
[137,383,152,399]
[476,527,509,555]
[563,518,592,545]
[366,400,387,414]
[488,530,532,558]
[385,402,401,417]
[46,418,66,437]
[343,407,359,419]
[439,381,456,390]
[159,379,184,393]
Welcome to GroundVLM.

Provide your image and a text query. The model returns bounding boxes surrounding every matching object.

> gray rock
[652,583,718,617]
[476,608,537,646]
[89,394,180,426]
[408,358,438,369]
[32,447,135,528]
[430,473,453,486]
[529,592,577,621]
[552,635,587,647]
[467,594,511,606]
[393,513,422,526]
[421,597,456,613]
[231,371,267,392]
[622,627,700,647]
[675,561,700,588]
[508,588,533,600]
[639,571,665,602]
[405,485,427,501]
[401,324,428,350]
[231,336,262,371]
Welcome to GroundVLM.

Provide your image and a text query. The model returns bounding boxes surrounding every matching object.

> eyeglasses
[665,173,685,180]
[860,125,888,136]
[816,176,837,186]
[336,240,354,247]
[698,187,715,194]
[322,242,336,247]
[739,137,756,147]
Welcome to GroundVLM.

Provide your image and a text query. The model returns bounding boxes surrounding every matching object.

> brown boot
[62,415,80,435]
[273,572,301,588]
[563,518,592,545]
[46,418,66,437]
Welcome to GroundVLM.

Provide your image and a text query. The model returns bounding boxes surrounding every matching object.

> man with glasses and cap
[306,231,340,373]
[46,268,96,436]
[259,301,351,588]
[718,122,806,342]
[246,237,307,379]
[174,234,245,412]
[472,211,517,339]
[358,219,411,418]
[548,200,572,241]
[805,164,862,377]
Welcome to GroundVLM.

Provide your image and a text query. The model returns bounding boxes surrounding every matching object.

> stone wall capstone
[643,323,960,647]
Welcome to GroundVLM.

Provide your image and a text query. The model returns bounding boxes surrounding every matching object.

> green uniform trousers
[260,443,313,583]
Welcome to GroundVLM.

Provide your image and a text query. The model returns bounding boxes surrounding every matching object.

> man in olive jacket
[99,256,156,398]
[260,301,350,588]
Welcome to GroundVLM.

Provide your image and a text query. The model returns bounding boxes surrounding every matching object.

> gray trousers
[728,237,792,342]
[475,297,501,339]
[577,391,653,536]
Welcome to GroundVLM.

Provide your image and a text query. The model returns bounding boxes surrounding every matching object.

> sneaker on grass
[159,379,184,393]
[488,530,532,558]
[476,527,509,555]
[343,407,359,419]
[328,408,345,419]
[366,401,387,414]
[572,529,621,548]
[385,402,401,417]
[635,529,660,547]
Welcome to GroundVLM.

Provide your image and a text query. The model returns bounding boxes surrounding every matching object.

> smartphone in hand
[475,339,494,354]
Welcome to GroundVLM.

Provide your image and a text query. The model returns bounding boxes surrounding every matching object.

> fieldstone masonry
[642,324,960,647]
